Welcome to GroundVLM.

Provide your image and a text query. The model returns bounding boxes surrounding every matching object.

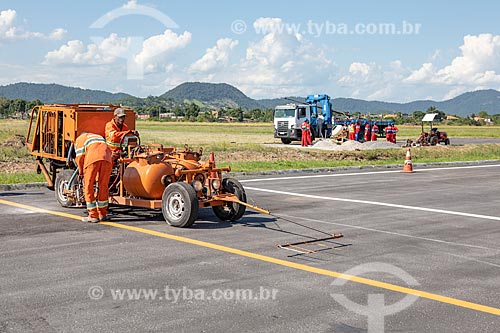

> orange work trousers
[301,130,312,146]
[83,160,113,219]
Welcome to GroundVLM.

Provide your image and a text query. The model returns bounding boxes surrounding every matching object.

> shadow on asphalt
[0,191,46,197]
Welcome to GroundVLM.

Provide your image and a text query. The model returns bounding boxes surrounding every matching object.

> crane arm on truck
[305,94,333,136]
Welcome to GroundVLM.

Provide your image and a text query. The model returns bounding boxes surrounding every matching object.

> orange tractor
[26,104,269,227]
[415,113,450,146]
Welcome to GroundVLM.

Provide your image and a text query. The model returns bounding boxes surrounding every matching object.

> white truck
[273,103,320,144]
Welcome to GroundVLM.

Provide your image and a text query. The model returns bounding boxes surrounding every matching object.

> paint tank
[123,157,173,199]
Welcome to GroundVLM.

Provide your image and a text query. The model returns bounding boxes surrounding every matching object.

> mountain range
[0,82,499,117]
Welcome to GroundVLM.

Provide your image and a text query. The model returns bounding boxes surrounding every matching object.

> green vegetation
[0,82,131,106]
[1,119,500,185]
[0,173,45,185]
[2,82,500,118]
[160,82,263,109]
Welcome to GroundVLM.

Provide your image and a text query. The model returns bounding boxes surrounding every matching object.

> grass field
[0,119,499,184]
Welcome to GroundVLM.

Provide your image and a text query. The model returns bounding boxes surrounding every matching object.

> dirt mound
[0,135,26,149]
[312,139,398,151]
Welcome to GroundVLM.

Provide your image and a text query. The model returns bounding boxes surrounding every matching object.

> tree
[477,110,489,118]
[185,102,200,121]
[425,106,445,121]
[411,110,425,122]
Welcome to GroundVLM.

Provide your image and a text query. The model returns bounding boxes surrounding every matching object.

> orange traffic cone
[402,148,415,173]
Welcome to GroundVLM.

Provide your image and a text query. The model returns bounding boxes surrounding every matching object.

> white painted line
[244,186,500,222]
[276,213,500,252]
[240,164,500,183]
[445,253,500,268]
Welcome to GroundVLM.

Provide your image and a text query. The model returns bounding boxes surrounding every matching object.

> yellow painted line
[2,198,500,316]
[0,199,82,220]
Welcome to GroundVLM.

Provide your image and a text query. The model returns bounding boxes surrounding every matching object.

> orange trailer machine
[26,104,268,227]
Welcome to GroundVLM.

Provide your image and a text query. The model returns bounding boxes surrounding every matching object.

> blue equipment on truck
[305,94,334,137]
[273,94,338,144]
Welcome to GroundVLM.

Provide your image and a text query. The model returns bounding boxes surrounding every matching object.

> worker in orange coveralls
[364,122,371,142]
[371,123,379,141]
[105,108,138,159]
[348,122,355,140]
[300,119,312,146]
[385,123,393,142]
[355,122,361,141]
[391,123,399,144]
[75,133,113,223]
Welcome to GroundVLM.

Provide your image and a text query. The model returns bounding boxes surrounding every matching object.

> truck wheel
[212,178,247,222]
[445,138,450,145]
[162,182,198,228]
[55,169,76,207]
[281,138,292,144]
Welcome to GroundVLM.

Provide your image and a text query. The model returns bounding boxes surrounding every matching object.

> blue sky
[1,0,499,102]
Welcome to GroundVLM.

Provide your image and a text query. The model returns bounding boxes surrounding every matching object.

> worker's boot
[82,216,100,223]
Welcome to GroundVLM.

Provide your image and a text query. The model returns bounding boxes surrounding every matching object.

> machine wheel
[55,169,76,207]
[281,138,292,144]
[429,137,438,145]
[212,178,247,222]
[444,138,450,145]
[162,182,198,228]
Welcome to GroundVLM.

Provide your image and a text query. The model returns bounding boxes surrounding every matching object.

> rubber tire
[281,138,292,144]
[212,178,247,222]
[444,138,450,145]
[55,169,77,207]
[162,182,198,228]
[429,137,438,145]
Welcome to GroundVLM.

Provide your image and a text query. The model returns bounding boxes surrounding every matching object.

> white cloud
[406,34,500,86]
[44,30,191,72]
[185,17,334,98]
[123,0,139,10]
[134,30,191,72]
[337,60,413,101]
[49,28,66,40]
[189,38,238,73]
[0,9,65,40]
[0,9,16,33]
[44,34,131,65]
[405,63,437,83]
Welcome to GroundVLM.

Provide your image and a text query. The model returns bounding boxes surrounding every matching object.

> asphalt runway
[1,163,500,332]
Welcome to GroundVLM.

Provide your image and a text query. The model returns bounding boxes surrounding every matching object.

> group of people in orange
[300,118,399,147]
[384,122,399,144]
[76,108,138,223]
[346,121,398,143]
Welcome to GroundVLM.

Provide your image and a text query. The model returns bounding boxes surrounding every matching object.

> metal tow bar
[270,213,344,254]
[216,195,344,254]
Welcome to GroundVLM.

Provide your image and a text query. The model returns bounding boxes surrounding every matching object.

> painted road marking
[0,198,499,316]
[239,163,500,183]
[244,187,500,222]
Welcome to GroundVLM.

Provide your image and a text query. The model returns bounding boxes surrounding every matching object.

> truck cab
[273,104,311,144]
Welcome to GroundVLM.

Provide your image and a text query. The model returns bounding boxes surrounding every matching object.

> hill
[0,82,132,104]
[262,89,500,116]
[161,82,264,110]
[1,81,499,116]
